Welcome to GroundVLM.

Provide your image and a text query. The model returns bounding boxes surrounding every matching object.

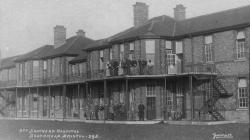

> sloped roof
[84,39,110,51]
[87,5,250,50]
[69,51,88,64]
[175,5,250,36]
[15,45,54,62]
[109,15,176,42]
[0,55,20,70]
[43,35,94,59]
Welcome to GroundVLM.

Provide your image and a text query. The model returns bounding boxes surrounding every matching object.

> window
[129,42,135,60]
[238,78,248,108]
[51,59,56,76]
[165,41,172,50]
[175,41,183,54]
[204,35,213,62]
[129,42,135,51]
[109,48,113,60]
[166,91,173,110]
[99,50,104,70]
[32,61,39,80]
[120,44,124,60]
[236,31,246,59]
[24,62,29,80]
[72,64,80,76]
[145,40,155,66]
[146,84,156,97]
[167,54,175,66]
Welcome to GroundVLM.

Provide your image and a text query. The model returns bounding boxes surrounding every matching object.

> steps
[209,110,225,121]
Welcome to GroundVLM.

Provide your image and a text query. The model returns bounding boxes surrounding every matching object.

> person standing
[138,103,145,121]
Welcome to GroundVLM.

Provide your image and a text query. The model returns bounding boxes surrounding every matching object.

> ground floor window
[238,78,248,108]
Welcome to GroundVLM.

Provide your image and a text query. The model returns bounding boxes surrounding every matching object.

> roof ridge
[184,5,250,21]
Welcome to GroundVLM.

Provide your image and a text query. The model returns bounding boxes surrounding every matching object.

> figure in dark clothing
[138,104,145,121]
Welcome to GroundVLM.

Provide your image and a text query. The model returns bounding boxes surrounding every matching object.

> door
[146,97,156,120]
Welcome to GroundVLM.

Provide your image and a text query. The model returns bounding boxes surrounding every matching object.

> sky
[0,0,249,58]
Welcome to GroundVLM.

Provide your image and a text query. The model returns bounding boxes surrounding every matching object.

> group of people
[82,103,146,121]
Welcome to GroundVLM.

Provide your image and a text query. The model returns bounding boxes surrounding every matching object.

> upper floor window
[24,62,29,80]
[236,31,246,59]
[120,44,124,60]
[51,59,56,76]
[32,61,39,80]
[175,41,183,54]
[145,40,155,66]
[165,41,172,50]
[129,42,135,60]
[72,64,80,76]
[99,50,104,70]
[204,35,213,62]
[238,78,248,108]
[109,48,113,60]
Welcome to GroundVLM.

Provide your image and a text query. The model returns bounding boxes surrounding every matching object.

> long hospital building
[0,3,249,122]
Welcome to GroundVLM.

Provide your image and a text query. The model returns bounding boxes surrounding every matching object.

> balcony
[0,80,17,88]
[87,59,183,80]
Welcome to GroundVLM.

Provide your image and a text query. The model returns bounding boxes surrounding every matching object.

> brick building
[0,3,249,122]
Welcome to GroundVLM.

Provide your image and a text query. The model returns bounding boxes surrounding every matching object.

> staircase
[195,68,232,121]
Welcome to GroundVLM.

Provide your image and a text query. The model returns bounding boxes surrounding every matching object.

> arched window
[236,31,246,59]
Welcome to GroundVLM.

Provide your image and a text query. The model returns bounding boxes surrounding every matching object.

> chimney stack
[174,4,186,21]
[133,2,149,27]
[76,29,85,37]
[54,25,66,48]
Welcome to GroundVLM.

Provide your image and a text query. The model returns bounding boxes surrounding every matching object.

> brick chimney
[133,2,149,27]
[76,29,85,37]
[54,25,66,48]
[174,4,186,21]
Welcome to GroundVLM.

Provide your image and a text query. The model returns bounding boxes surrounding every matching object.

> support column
[48,86,51,118]
[189,75,194,120]
[104,80,107,121]
[37,87,39,118]
[125,79,129,120]
[15,88,18,118]
[164,77,167,120]
[28,88,31,118]
[77,84,80,119]
[62,85,66,119]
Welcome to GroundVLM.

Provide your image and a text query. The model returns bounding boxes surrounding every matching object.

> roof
[109,15,176,42]
[0,55,20,70]
[84,39,110,51]
[69,51,88,64]
[43,35,94,59]
[87,5,250,50]
[175,5,250,36]
[15,45,54,62]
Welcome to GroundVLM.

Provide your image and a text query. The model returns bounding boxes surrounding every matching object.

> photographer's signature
[212,132,233,139]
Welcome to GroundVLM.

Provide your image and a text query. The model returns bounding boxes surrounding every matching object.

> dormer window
[236,31,246,59]
[204,35,213,62]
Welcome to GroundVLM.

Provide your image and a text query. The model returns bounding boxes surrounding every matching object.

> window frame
[236,31,246,60]
[238,78,248,109]
[146,84,156,97]
[204,35,213,63]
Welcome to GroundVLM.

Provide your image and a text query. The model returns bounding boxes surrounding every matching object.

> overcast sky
[0,0,249,58]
